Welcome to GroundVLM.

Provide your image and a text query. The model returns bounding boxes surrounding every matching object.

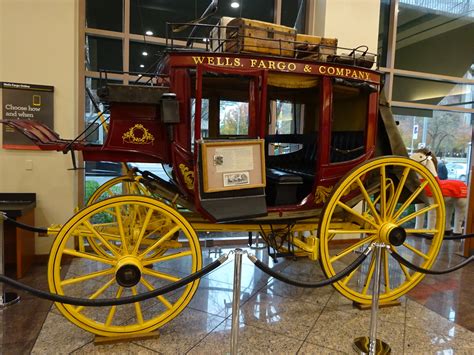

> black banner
[1,82,54,149]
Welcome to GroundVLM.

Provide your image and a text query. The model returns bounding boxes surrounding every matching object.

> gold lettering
[357,71,365,79]
[268,61,276,70]
[225,57,231,66]
[277,62,286,70]
[336,68,344,76]
[258,60,267,69]
[318,66,327,74]
[207,57,215,65]
[234,58,241,67]
[192,56,205,64]
[250,59,257,67]
[216,57,224,66]
[345,69,351,77]
[364,72,370,80]
[351,71,358,78]
[327,67,335,75]
[304,64,312,73]
[288,63,296,71]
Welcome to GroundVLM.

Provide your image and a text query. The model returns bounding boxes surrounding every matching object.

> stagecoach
[1,17,446,337]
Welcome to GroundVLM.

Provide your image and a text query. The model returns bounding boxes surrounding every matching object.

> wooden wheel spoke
[336,201,378,228]
[75,277,116,313]
[62,248,116,265]
[83,221,121,258]
[355,178,382,224]
[329,235,377,263]
[380,165,387,220]
[132,287,144,324]
[141,277,174,309]
[402,242,429,260]
[328,229,378,235]
[142,267,181,282]
[362,253,376,295]
[405,229,438,234]
[397,204,439,226]
[143,250,192,266]
[115,206,129,253]
[392,247,413,281]
[341,268,358,286]
[387,167,410,218]
[132,208,155,255]
[142,219,171,240]
[60,268,114,286]
[105,287,124,327]
[392,180,429,221]
[138,225,181,259]
[383,249,391,292]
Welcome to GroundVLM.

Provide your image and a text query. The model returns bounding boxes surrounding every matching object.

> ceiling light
[145,30,153,36]
[140,64,145,68]
[231,1,239,9]
[202,38,209,42]
[138,74,143,77]
[142,51,148,56]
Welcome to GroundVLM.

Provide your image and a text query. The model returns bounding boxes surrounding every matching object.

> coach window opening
[329,82,371,163]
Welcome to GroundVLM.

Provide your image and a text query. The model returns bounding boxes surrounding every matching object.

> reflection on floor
[1,240,473,354]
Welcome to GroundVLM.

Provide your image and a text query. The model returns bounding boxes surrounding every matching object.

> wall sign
[1,82,54,149]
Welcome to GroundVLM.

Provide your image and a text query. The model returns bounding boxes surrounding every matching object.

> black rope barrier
[410,232,474,240]
[1,212,48,234]
[389,249,473,275]
[0,255,227,306]
[248,246,372,288]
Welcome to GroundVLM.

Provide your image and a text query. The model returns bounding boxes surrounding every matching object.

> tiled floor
[1,240,473,354]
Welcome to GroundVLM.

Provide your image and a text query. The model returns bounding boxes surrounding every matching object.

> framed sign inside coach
[201,139,266,193]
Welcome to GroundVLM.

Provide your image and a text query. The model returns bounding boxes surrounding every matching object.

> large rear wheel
[319,156,445,305]
[48,195,201,336]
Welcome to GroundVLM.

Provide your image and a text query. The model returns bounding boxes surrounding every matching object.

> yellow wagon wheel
[48,195,202,337]
[87,175,152,205]
[85,174,158,256]
[319,156,445,305]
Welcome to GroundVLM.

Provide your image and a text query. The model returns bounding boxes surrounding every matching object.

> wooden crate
[296,35,338,62]
[210,16,234,52]
[225,18,296,57]
[295,34,321,58]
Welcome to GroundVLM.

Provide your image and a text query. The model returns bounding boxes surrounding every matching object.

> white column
[307,0,381,54]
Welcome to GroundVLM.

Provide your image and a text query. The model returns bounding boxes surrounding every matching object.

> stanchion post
[230,248,243,355]
[353,243,390,354]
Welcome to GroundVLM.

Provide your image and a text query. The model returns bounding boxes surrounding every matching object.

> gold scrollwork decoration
[315,181,360,205]
[315,185,333,204]
[179,164,194,190]
[122,124,155,145]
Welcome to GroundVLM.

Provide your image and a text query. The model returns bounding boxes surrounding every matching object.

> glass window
[377,0,391,67]
[129,41,167,74]
[191,98,210,148]
[86,36,123,72]
[392,76,474,111]
[131,0,276,39]
[394,108,472,181]
[281,0,305,32]
[219,100,249,135]
[86,0,123,32]
[395,1,474,76]
[131,0,200,38]
[330,84,368,163]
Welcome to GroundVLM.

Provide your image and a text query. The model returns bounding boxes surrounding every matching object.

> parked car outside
[445,162,468,181]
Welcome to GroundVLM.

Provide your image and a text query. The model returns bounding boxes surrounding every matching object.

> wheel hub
[115,256,143,288]
[379,222,406,246]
